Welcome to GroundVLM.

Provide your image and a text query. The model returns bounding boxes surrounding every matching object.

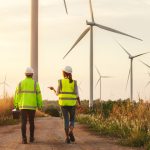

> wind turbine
[95,67,112,102]
[0,76,9,99]
[116,41,149,101]
[31,0,68,81]
[63,0,142,108]
[140,61,150,87]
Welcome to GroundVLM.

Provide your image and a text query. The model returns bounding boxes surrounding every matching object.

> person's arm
[75,81,81,106]
[77,97,81,106]
[14,86,19,109]
[48,87,58,95]
[48,80,61,96]
[36,82,43,109]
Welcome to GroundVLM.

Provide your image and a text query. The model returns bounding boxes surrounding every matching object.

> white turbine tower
[31,0,68,81]
[0,76,9,99]
[116,41,149,101]
[63,0,142,108]
[95,67,112,102]
[31,0,38,81]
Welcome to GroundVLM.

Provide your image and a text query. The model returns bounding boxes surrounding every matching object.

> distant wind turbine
[31,0,68,81]
[116,41,149,101]
[63,0,142,108]
[78,81,82,92]
[95,67,112,102]
[0,76,9,99]
[140,61,150,87]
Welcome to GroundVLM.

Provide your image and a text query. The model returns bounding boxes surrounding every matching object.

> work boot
[30,137,35,143]
[65,137,70,144]
[22,138,27,144]
[69,132,75,142]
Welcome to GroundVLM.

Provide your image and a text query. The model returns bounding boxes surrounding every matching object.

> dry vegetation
[0,97,16,125]
[0,97,46,126]
[76,99,150,149]
[1,97,150,148]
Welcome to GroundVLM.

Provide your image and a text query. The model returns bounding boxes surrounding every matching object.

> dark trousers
[21,109,36,139]
[61,106,76,130]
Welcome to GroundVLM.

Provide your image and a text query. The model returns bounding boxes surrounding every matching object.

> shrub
[77,99,150,148]
[0,97,18,126]
[43,102,60,117]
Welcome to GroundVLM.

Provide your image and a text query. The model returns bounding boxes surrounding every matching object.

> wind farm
[0,0,150,102]
[1,0,150,149]
[63,0,142,107]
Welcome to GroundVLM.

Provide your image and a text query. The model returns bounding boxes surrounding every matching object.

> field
[77,99,150,149]
[1,97,150,149]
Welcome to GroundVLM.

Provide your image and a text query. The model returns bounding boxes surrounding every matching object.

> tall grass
[77,99,150,149]
[0,97,46,126]
[0,97,16,125]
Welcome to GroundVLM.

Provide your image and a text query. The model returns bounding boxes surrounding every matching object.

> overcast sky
[0,0,150,101]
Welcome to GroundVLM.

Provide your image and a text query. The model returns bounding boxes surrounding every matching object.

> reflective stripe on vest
[18,81,37,94]
[59,98,77,100]
[59,92,76,94]
[19,105,37,109]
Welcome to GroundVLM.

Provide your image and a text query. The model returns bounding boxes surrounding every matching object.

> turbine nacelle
[86,20,95,26]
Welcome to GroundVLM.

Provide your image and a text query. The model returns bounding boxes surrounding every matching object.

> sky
[0,0,150,101]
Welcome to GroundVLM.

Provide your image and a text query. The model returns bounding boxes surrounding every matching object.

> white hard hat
[63,66,72,74]
[25,67,34,74]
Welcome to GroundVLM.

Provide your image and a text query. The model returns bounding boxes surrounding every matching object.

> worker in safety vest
[14,67,43,144]
[49,66,81,144]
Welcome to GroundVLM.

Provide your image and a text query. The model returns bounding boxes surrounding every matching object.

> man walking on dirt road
[14,67,43,144]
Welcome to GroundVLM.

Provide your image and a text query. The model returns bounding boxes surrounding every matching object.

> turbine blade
[140,60,150,68]
[95,23,142,41]
[101,76,112,78]
[126,67,131,90]
[63,27,90,59]
[137,91,141,101]
[145,81,150,88]
[89,0,94,22]
[78,86,82,92]
[95,66,101,76]
[63,0,68,14]
[5,83,10,87]
[4,76,6,82]
[133,52,150,58]
[95,78,100,88]
[115,40,132,57]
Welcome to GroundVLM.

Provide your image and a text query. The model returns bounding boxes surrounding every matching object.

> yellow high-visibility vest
[14,77,43,110]
[58,79,77,106]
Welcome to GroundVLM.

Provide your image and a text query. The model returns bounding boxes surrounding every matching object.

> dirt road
[0,117,144,150]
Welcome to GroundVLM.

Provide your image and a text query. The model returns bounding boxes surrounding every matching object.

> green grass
[76,99,150,148]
